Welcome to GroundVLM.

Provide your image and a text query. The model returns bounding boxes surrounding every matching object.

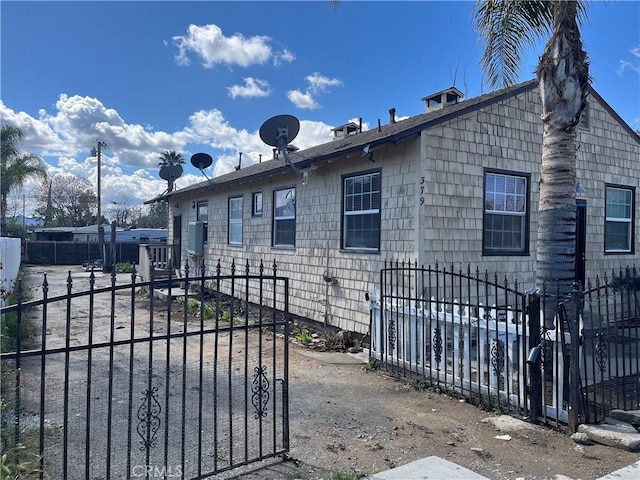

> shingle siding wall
[418,88,542,282]
[576,96,640,280]
[418,87,640,290]
[171,86,639,334]
[173,144,418,334]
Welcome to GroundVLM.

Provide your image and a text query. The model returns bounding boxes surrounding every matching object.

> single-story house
[150,80,640,334]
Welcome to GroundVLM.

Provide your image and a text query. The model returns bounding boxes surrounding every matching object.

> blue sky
[1,1,639,216]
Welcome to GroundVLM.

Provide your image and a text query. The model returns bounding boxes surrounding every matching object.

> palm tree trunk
[535,0,589,327]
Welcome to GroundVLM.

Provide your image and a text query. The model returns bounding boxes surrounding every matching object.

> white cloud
[286,89,319,110]
[173,24,275,68]
[227,77,271,99]
[287,73,343,110]
[1,96,336,215]
[616,45,640,76]
[306,73,343,94]
[274,48,296,66]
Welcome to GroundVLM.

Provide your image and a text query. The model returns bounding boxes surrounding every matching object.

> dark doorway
[575,199,587,288]
[173,214,182,269]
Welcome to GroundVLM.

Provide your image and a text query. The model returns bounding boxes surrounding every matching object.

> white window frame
[483,171,528,254]
[228,196,243,245]
[252,191,263,217]
[605,186,634,253]
[273,187,295,247]
[342,171,381,251]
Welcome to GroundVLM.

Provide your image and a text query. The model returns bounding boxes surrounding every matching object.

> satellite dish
[159,165,183,181]
[259,114,300,147]
[190,152,213,170]
[259,114,304,181]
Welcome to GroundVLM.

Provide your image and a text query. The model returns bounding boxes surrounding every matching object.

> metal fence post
[527,289,542,423]
[567,283,582,432]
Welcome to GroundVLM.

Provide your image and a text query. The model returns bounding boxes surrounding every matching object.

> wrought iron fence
[368,261,640,429]
[0,259,290,479]
[563,266,640,425]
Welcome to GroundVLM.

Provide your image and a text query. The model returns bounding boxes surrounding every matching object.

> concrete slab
[296,349,368,364]
[596,459,640,480]
[366,456,489,480]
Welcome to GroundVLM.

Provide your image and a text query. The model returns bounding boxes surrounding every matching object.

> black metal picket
[0,259,290,479]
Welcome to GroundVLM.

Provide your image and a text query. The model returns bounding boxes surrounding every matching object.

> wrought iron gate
[0,260,289,479]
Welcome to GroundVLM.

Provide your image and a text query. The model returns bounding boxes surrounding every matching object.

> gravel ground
[9,265,640,480]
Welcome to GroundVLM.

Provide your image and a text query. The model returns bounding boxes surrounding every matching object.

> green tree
[474,0,589,324]
[33,175,97,227]
[158,150,185,167]
[136,201,168,229]
[0,124,48,235]
[158,150,185,193]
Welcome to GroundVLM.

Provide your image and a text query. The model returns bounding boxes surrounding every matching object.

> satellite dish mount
[190,152,213,181]
[259,114,303,180]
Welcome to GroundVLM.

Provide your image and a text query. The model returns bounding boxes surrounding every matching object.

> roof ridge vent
[331,121,361,140]
[421,87,464,113]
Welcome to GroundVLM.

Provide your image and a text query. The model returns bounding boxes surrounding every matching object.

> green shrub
[293,327,313,346]
[1,271,35,352]
[363,357,381,371]
[187,300,219,320]
[329,472,367,480]
[115,262,134,273]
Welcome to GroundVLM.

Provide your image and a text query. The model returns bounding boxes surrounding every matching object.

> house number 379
[420,177,425,205]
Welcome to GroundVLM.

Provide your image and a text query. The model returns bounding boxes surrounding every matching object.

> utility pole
[91,140,107,269]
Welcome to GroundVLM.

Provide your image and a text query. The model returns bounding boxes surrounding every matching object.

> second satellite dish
[190,152,213,170]
[259,114,300,147]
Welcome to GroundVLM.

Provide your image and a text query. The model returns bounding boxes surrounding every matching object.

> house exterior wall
[575,96,640,281]
[418,87,542,284]
[417,87,640,290]
[169,86,639,335]
[173,142,419,334]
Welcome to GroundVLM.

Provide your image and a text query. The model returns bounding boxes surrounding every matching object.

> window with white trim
[252,192,263,216]
[228,196,243,245]
[343,171,381,250]
[483,171,528,254]
[605,185,634,253]
[273,187,295,247]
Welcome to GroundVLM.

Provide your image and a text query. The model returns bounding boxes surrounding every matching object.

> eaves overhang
[146,80,539,205]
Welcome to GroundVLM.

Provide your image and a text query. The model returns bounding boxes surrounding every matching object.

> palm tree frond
[158,150,185,167]
[474,0,554,88]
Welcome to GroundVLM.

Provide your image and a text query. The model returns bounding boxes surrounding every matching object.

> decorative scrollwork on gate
[595,333,608,375]
[387,314,396,353]
[432,326,443,366]
[251,365,270,419]
[540,331,553,372]
[136,387,162,451]
[490,339,505,377]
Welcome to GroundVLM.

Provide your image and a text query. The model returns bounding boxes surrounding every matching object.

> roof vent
[421,87,464,113]
[331,122,360,140]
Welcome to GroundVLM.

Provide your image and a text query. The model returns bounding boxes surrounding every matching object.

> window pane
[345,214,380,249]
[197,202,208,222]
[274,219,295,246]
[274,188,295,246]
[605,221,631,251]
[484,213,524,250]
[484,172,527,253]
[229,223,242,244]
[606,188,632,219]
[275,188,295,218]
[343,172,381,249]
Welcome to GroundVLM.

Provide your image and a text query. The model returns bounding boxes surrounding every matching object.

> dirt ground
[17,265,640,480]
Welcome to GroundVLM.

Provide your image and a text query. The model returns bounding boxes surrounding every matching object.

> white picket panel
[366,298,569,423]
